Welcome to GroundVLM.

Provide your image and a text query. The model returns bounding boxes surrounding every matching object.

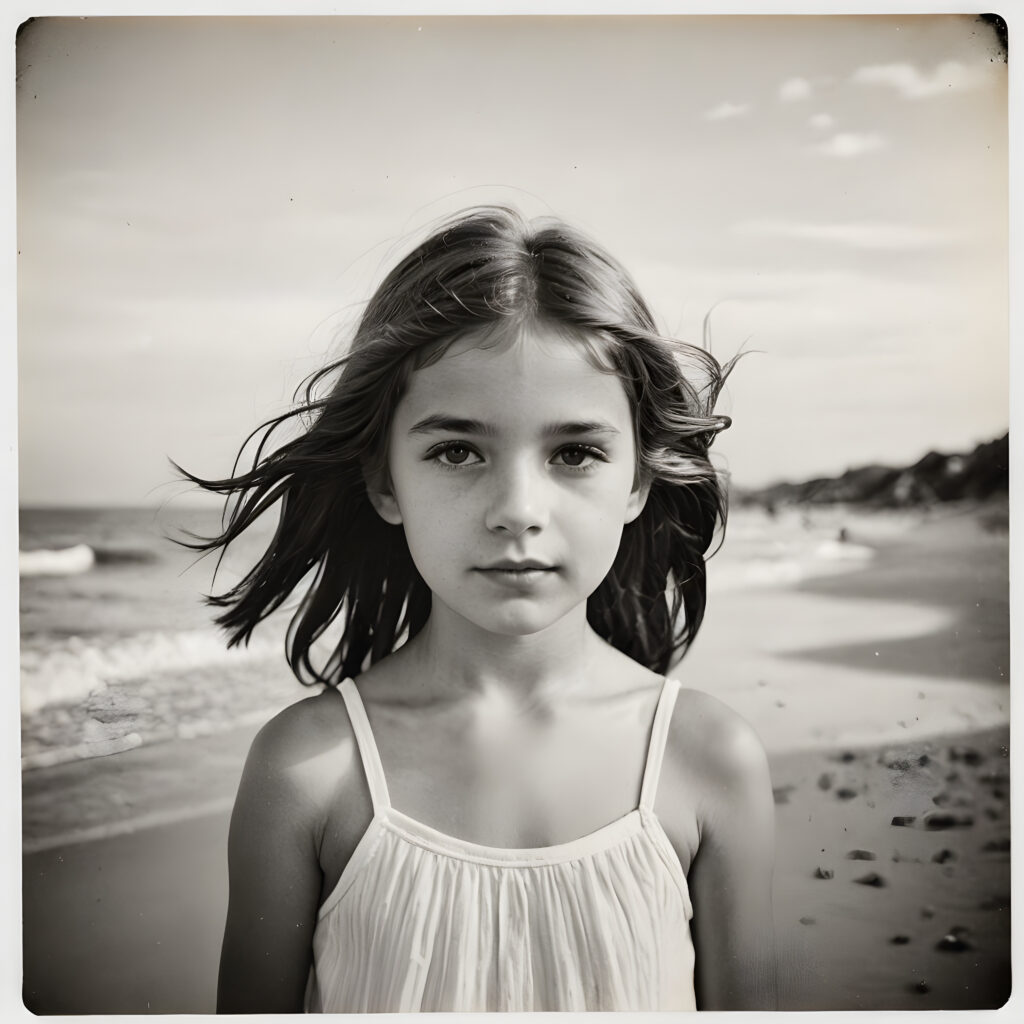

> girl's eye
[553,445,606,470]
[430,443,482,467]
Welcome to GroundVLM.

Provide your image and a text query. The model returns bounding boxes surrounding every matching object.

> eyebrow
[407,415,620,438]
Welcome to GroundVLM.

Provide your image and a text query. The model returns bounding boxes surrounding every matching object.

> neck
[400,600,601,702]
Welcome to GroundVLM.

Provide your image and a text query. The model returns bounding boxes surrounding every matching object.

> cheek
[390,468,473,560]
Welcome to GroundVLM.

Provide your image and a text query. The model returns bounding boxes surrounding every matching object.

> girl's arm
[217,705,327,1013]
[686,704,777,1010]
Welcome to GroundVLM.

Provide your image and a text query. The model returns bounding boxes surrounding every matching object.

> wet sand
[772,726,1010,1010]
[22,728,253,1014]
[21,501,1011,1013]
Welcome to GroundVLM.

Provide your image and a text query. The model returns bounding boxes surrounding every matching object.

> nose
[484,459,549,537]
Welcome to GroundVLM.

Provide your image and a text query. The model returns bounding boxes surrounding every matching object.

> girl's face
[371,325,649,639]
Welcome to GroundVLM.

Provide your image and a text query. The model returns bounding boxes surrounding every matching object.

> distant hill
[734,433,1009,509]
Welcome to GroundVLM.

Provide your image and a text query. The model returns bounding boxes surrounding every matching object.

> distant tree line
[734,433,1009,509]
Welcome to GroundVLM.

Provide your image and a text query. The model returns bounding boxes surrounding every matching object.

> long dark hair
[176,206,736,681]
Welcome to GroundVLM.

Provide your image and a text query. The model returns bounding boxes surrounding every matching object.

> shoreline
[20,707,1010,855]
[21,502,1010,770]
[682,499,1008,754]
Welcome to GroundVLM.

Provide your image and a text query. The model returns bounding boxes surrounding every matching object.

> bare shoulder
[248,687,351,764]
[239,687,358,818]
[665,687,772,812]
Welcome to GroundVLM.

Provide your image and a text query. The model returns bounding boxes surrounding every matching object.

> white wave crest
[710,540,876,593]
[19,544,95,577]
[813,539,875,562]
[20,628,281,715]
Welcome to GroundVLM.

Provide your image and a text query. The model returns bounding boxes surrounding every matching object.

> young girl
[185,206,776,1013]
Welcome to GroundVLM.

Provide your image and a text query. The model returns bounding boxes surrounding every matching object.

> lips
[473,560,559,589]
[477,559,557,572]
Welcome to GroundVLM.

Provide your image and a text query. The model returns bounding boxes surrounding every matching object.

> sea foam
[710,539,876,593]
[20,628,281,714]
[19,544,96,577]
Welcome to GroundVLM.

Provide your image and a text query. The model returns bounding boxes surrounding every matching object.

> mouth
[474,561,559,586]
[476,560,558,574]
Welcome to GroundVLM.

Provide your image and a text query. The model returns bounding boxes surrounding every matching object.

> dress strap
[639,677,682,812]
[337,678,391,813]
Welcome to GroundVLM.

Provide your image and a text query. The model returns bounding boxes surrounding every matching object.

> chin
[461,604,573,639]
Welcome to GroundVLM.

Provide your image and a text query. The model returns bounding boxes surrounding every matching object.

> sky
[13,10,1010,506]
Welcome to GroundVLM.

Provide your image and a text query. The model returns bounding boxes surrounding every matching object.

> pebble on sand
[853,872,886,887]
[922,810,974,830]
[817,772,833,791]
[799,916,816,926]
[772,785,795,806]
[981,837,1010,853]
[890,935,911,945]
[846,849,876,860]
[979,895,1008,911]
[836,787,858,801]
[814,866,834,880]
[891,816,916,827]
[932,849,957,864]
[948,745,984,766]
[911,981,930,994]
[936,933,972,952]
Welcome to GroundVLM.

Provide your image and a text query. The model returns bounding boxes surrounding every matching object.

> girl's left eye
[552,445,606,470]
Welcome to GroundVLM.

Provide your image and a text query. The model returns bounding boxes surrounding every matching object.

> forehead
[394,325,632,427]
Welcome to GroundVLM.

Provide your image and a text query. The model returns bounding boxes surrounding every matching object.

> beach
[20,499,1010,1013]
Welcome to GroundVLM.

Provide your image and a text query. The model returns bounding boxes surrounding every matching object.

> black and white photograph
[12,5,1012,1015]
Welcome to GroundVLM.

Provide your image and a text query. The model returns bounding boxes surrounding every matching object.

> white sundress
[304,675,696,1013]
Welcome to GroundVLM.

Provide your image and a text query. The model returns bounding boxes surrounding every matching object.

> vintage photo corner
[13,9,1011,1016]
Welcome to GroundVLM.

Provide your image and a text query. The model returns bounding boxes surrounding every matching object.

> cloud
[812,132,885,158]
[850,60,992,99]
[703,101,751,121]
[731,219,956,250]
[808,112,834,130]
[779,77,812,101]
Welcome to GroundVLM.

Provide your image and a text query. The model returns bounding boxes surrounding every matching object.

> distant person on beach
[181,207,777,1012]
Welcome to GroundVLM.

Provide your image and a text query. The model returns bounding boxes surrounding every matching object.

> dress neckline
[333,674,682,855]
[382,804,647,865]
[316,677,689,924]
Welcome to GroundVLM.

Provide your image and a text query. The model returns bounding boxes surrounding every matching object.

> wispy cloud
[703,100,751,121]
[732,219,956,250]
[808,112,834,130]
[779,77,812,101]
[812,132,885,158]
[850,60,993,99]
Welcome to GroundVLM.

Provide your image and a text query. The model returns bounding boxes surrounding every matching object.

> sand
[20,500,1011,1013]
[772,726,1009,1010]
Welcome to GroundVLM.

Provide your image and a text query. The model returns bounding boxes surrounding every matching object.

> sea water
[19,504,877,769]
[18,506,298,769]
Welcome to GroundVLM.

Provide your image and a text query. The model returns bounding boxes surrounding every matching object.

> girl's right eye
[427,442,483,468]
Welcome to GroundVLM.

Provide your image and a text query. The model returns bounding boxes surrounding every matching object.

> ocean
[19,503,877,771]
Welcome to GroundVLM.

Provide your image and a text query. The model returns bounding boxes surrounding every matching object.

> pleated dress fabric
[304,676,696,1013]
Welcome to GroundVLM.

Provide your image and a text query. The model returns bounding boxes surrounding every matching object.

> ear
[624,473,651,525]
[364,469,404,526]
